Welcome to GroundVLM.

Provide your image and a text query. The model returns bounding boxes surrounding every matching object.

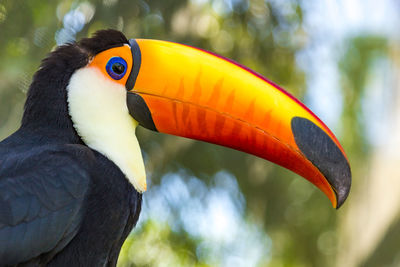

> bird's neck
[20,44,89,144]
[21,81,82,144]
[21,99,79,143]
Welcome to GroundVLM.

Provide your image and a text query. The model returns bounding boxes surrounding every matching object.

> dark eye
[106,57,127,80]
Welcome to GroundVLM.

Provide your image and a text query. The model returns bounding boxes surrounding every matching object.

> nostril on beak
[291,117,351,208]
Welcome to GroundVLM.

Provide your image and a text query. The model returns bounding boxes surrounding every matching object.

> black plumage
[0,30,141,266]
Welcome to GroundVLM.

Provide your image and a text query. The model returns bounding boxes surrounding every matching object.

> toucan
[0,29,351,266]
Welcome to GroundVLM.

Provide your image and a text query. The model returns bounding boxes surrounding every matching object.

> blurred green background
[1,0,399,266]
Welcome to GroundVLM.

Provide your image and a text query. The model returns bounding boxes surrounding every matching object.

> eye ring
[106,57,127,80]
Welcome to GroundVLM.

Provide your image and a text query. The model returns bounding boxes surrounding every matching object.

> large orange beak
[125,39,351,208]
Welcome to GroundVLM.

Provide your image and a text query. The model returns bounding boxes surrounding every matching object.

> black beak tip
[291,117,351,209]
[335,169,351,209]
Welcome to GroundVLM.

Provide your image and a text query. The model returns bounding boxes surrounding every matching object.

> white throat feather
[67,67,146,192]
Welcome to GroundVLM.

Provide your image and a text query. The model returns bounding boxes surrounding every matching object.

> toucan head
[42,29,350,208]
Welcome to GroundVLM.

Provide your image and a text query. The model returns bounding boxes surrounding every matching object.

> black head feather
[21,30,129,142]
[78,29,129,55]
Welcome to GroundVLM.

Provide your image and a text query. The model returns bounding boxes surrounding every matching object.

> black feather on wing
[0,147,90,265]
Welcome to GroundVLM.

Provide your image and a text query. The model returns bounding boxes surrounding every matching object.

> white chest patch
[67,67,146,192]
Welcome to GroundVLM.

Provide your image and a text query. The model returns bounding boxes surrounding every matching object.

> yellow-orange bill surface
[125,39,351,208]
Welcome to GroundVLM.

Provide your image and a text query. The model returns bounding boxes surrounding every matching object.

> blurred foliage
[0,0,398,267]
[339,36,387,159]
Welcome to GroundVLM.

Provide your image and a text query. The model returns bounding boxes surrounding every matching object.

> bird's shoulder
[0,143,93,265]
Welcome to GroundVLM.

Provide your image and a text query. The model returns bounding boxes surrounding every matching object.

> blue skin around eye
[106,57,127,80]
